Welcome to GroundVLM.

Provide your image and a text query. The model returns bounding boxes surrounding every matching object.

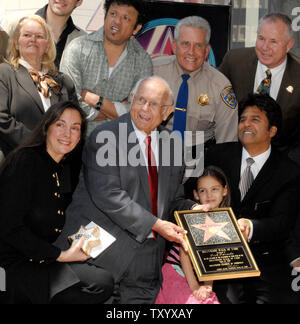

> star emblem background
[192,215,231,243]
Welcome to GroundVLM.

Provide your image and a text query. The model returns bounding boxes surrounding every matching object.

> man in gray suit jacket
[219,13,300,157]
[57,76,207,304]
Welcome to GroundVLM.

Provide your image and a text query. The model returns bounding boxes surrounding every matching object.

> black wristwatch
[95,96,104,111]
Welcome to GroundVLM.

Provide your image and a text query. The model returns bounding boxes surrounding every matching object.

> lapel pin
[286,86,294,94]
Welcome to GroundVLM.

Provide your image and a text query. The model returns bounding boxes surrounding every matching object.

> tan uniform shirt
[153,55,238,143]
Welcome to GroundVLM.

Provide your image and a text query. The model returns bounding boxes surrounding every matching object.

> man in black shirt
[36,0,85,68]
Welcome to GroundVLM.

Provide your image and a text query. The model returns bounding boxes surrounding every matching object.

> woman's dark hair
[238,93,282,139]
[196,166,231,208]
[0,101,87,175]
[104,0,146,27]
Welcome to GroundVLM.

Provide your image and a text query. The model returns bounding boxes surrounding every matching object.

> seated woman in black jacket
[0,101,114,304]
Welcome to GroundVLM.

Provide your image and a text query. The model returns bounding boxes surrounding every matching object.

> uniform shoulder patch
[220,86,237,109]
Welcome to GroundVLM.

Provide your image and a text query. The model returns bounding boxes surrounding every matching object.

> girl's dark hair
[196,166,231,208]
[0,101,87,175]
[104,0,146,27]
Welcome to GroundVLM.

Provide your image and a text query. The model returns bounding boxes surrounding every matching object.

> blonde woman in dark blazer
[0,15,78,157]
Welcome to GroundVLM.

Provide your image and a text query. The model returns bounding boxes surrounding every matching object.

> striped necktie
[239,158,255,201]
[256,69,272,95]
[173,74,190,138]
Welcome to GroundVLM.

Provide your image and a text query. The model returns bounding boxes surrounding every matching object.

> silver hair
[258,13,294,41]
[174,16,211,45]
[131,76,174,106]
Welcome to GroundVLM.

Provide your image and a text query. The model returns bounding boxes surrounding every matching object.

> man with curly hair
[60,0,153,136]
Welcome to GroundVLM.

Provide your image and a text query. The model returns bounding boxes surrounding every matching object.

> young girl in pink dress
[155,166,231,304]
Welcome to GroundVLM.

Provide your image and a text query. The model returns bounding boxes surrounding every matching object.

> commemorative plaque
[174,208,260,281]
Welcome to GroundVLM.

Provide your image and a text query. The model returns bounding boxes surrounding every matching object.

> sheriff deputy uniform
[153,55,238,145]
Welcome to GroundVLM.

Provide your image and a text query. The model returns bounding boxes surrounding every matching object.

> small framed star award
[174,208,260,281]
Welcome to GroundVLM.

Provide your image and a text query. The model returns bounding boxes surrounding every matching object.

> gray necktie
[239,158,255,201]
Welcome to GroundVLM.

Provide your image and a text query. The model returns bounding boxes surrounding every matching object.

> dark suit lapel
[277,53,296,115]
[50,74,65,105]
[125,115,152,210]
[127,120,173,218]
[230,143,243,203]
[157,127,171,219]
[244,48,258,96]
[15,65,44,113]
[50,91,60,106]
[137,157,151,212]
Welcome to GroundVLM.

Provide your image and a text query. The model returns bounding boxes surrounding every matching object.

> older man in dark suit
[219,13,300,158]
[57,76,207,304]
[206,93,300,304]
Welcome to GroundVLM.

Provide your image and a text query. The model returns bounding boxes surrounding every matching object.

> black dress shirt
[36,5,80,68]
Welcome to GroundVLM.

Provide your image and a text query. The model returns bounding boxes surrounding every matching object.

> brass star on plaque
[192,215,231,243]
